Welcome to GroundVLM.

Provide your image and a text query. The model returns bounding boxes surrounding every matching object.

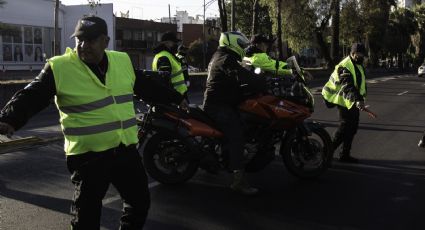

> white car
[419,63,425,77]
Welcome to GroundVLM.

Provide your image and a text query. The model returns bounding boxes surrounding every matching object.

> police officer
[203,31,267,195]
[322,42,367,163]
[0,16,186,229]
[152,31,189,100]
[176,45,190,85]
[244,34,292,76]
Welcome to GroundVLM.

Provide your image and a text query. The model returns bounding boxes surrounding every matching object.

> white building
[0,0,114,71]
[161,10,203,32]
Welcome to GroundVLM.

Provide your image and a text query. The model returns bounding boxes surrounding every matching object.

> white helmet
[219,31,250,59]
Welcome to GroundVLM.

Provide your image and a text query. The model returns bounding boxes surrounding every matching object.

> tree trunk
[251,0,259,36]
[330,0,340,66]
[276,0,283,60]
[218,0,228,32]
[316,30,331,68]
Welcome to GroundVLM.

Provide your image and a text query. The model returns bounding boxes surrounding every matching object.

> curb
[0,136,63,154]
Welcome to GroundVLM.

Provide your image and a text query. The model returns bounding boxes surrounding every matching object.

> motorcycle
[137,56,333,185]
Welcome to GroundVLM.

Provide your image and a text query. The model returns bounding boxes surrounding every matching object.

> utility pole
[54,0,60,55]
[168,4,171,23]
[231,0,235,31]
[203,0,206,71]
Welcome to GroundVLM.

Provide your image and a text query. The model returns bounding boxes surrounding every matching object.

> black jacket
[202,47,267,107]
[0,53,183,130]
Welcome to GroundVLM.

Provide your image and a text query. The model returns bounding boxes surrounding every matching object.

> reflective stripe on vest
[152,50,188,94]
[321,56,366,109]
[60,94,133,114]
[63,118,137,136]
[49,48,138,155]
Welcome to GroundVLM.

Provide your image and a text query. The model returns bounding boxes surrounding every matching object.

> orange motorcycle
[137,57,333,184]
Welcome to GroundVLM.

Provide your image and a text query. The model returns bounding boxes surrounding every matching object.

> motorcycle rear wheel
[281,126,332,179]
[142,133,199,185]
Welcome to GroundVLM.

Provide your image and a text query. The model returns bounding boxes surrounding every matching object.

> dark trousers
[333,105,360,156]
[66,144,150,230]
[204,105,245,170]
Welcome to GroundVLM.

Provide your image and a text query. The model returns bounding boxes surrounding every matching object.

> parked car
[419,63,425,77]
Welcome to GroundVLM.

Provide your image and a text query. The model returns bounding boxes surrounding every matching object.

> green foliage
[412,3,425,63]
[224,0,273,36]
[385,8,417,56]
[340,0,363,45]
[187,39,219,70]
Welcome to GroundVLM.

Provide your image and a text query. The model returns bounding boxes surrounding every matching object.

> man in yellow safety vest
[322,43,368,163]
[0,16,187,229]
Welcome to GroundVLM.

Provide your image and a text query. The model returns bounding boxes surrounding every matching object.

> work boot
[339,155,359,163]
[230,170,259,196]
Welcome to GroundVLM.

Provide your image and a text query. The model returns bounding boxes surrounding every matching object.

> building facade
[161,10,203,32]
[116,17,177,69]
[0,0,114,72]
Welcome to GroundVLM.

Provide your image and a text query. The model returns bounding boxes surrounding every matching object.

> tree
[330,0,340,66]
[217,0,228,31]
[187,39,219,69]
[412,3,425,64]
[223,0,272,35]
[385,7,417,68]
[251,0,260,36]
[359,0,396,66]
[339,0,363,56]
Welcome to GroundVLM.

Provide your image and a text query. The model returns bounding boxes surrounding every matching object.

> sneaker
[339,155,359,163]
[230,170,259,196]
[418,139,425,148]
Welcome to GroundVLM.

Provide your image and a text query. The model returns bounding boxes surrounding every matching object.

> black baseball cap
[251,34,275,44]
[161,31,181,42]
[351,43,367,55]
[70,16,108,39]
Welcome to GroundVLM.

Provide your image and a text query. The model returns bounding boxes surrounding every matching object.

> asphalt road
[1,73,425,230]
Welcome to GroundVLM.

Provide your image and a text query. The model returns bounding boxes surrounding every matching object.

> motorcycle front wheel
[142,132,199,185]
[280,125,332,179]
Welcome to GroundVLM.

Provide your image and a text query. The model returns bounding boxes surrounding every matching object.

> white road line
[397,91,409,96]
[102,181,161,205]
[422,83,425,86]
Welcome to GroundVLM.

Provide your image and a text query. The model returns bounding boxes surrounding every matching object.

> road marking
[422,83,425,86]
[102,181,161,205]
[397,91,409,96]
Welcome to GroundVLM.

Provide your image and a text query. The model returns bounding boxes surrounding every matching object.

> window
[134,31,143,41]
[123,30,132,40]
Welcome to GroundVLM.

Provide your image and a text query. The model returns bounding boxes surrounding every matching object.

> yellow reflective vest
[152,50,188,95]
[49,48,138,155]
[322,56,367,109]
[243,53,292,76]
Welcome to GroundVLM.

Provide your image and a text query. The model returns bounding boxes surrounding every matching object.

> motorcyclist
[244,34,292,76]
[202,31,267,195]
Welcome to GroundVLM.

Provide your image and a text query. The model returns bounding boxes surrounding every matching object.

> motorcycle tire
[281,125,332,179]
[142,132,199,185]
